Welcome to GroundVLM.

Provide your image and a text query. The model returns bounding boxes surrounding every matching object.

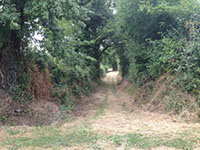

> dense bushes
[115,0,200,94]
[113,0,200,117]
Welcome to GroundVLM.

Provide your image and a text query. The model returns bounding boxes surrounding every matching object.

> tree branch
[98,43,112,60]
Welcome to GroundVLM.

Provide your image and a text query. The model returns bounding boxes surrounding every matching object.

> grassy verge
[2,126,200,150]
[2,126,100,150]
[107,132,200,150]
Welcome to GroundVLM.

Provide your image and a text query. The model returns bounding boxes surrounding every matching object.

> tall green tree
[115,0,200,90]
[79,0,114,79]
[0,0,81,89]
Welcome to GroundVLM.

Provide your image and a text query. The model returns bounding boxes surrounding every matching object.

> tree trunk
[112,61,118,71]
[95,61,101,79]
[0,31,21,89]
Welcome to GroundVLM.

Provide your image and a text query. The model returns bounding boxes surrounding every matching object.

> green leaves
[115,0,200,93]
[10,20,20,30]
[0,1,20,31]
[0,0,93,97]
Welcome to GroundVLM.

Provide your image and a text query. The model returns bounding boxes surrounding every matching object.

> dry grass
[29,65,52,100]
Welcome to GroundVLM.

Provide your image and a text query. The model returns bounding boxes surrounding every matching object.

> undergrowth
[127,74,200,121]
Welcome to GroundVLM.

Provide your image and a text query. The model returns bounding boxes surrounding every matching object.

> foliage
[1,0,200,119]
[79,0,114,79]
[115,0,200,95]
[0,0,105,104]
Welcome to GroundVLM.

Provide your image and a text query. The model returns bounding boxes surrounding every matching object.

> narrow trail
[1,72,200,150]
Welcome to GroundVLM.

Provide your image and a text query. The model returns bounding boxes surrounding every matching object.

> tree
[0,0,81,89]
[115,0,200,89]
[79,0,114,79]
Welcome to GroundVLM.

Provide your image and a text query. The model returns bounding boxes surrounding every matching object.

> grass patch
[3,135,65,149]
[31,126,60,137]
[93,104,105,119]
[93,92,108,119]
[2,126,100,149]
[107,132,199,150]
[107,133,163,148]
[107,135,124,147]
[164,138,197,150]
[6,128,25,136]
[126,133,162,148]
[2,127,200,150]
[111,78,121,99]
[65,126,100,144]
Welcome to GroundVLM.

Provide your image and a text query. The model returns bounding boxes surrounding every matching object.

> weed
[9,85,32,103]
[165,94,184,114]
[91,143,101,150]
[60,104,74,112]
[107,135,124,146]
[1,115,8,123]
[6,128,23,136]
[35,122,44,127]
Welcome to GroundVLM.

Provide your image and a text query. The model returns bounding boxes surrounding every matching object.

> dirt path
[1,71,200,150]
[92,72,200,135]
[61,72,200,149]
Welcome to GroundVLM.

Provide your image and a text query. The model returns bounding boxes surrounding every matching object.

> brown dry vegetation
[0,65,58,126]
[28,65,52,100]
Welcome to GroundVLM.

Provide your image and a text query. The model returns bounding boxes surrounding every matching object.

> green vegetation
[93,91,108,119]
[2,126,199,150]
[115,0,200,92]
[93,103,106,119]
[113,0,200,116]
[107,132,199,150]
[0,0,114,116]
[0,0,200,124]
[2,126,100,149]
